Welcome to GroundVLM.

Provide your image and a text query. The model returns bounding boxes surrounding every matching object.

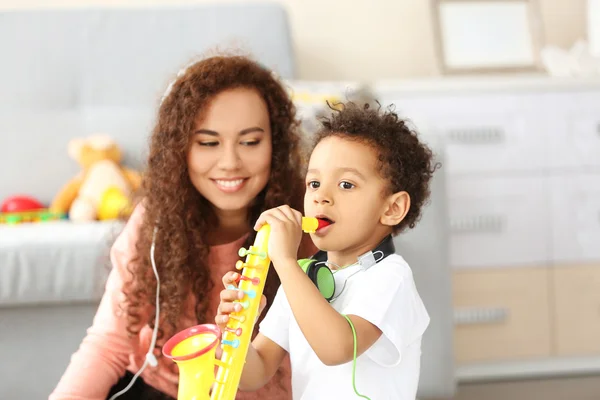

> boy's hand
[254,205,303,267]
[215,271,267,331]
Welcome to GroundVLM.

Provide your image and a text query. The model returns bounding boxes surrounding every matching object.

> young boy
[216,102,438,399]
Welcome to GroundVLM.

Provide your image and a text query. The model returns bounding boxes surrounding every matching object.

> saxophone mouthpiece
[301,217,330,233]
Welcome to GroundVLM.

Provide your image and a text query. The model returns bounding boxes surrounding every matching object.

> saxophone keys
[225,326,243,336]
[222,338,240,348]
[235,300,250,309]
[238,246,267,259]
[214,360,228,369]
[229,314,246,323]
[227,285,257,299]
[235,260,246,270]
[237,275,260,285]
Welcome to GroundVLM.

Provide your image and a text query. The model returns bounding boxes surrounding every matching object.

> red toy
[1,195,45,213]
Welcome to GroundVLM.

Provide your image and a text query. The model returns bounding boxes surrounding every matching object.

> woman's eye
[308,181,320,189]
[198,141,218,147]
[241,140,260,146]
[339,181,355,190]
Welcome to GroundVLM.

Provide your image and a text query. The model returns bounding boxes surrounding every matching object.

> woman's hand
[215,271,266,331]
[253,205,303,268]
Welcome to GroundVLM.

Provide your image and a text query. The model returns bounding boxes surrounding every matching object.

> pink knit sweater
[50,204,311,399]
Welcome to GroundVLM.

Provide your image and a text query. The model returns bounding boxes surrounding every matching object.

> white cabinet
[372,77,600,380]
[448,176,550,268]
[436,113,545,175]
[553,264,600,356]
[453,267,552,363]
[546,92,600,170]
[431,94,547,175]
[550,172,600,263]
[376,91,551,175]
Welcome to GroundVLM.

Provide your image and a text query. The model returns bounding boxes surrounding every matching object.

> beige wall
[0,0,587,81]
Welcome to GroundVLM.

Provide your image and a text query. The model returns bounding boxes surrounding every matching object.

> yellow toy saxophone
[163,216,323,400]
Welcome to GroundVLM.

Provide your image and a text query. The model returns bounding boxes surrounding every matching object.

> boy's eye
[308,181,320,189]
[198,141,218,147]
[339,181,355,190]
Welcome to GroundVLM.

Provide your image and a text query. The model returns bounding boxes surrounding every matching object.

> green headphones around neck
[297,235,396,302]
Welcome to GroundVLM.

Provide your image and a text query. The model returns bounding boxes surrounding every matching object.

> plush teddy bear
[50,134,141,222]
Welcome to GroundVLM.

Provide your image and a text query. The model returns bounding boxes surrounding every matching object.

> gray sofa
[0,4,454,399]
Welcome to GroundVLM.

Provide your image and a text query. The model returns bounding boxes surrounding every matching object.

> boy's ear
[380,191,410,227]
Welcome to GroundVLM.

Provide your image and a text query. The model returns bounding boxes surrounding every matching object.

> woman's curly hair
[124,55,305,343]
[314,101,441,234]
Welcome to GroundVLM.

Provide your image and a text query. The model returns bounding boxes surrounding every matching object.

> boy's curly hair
[313,101,440,234]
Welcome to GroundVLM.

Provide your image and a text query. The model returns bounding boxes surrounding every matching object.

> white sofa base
[0,303,99,399]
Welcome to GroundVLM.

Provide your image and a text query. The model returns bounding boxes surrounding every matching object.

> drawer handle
[447,127,505,144]
[450,215,505,233]
[454,307,509,325]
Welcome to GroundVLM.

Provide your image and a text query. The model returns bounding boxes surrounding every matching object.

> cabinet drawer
[547,92,600,169]
[432,94,545,175]
[439,118,544,175]
[448,176,551,268]
[453,267,552,364]
[373,91,546,175]
[553,264,600,356]
[550,173,600,263]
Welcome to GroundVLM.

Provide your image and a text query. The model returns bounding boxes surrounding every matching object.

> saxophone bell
[162,324,222,400]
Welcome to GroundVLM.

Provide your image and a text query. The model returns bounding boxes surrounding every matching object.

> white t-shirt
[259,253,430,400]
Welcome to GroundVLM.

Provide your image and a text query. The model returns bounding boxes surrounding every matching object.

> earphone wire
[108,227,161,400]
[319,250,384,400]
[343,315,371,400]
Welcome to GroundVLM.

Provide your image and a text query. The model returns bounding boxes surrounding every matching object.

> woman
[50,54,315,400]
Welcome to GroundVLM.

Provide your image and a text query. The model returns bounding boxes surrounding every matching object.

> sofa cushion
[0,221,122,307]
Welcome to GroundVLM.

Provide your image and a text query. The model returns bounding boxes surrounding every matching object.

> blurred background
[1,0,599,399]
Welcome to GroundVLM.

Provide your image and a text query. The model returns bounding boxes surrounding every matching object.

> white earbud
[146,353,158,368]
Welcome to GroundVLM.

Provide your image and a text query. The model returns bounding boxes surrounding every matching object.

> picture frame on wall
[432,0,544,74]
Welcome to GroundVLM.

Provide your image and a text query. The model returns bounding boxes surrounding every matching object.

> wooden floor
[430,375,600,400]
